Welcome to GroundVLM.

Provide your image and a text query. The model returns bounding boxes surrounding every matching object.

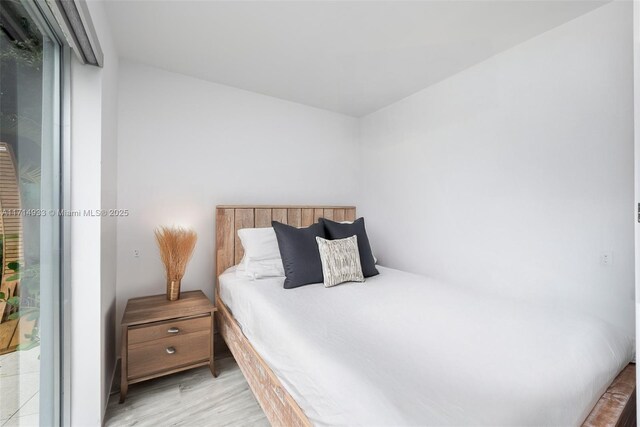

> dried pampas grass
[154,226,198,282]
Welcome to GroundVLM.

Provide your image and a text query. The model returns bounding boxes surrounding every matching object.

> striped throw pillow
[315,235,365,288]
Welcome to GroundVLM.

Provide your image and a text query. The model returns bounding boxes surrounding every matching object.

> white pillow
[237,227,281,260]
[236,227,284,279]
[237,257,285,280]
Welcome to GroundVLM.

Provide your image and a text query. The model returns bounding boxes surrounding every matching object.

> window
[0,1,65,425]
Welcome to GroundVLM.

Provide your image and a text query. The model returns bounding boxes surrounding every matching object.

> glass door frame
[21,1,71,425]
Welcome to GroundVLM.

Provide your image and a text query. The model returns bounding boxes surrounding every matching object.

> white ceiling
[105,1,607,117]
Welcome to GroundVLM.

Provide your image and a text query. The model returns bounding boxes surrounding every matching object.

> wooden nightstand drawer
[128,315,210,345]
[120,291,217,403]
[128,329,211,380]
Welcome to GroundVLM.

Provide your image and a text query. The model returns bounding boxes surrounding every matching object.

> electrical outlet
[601,251,613,266]
[134,249,140,258]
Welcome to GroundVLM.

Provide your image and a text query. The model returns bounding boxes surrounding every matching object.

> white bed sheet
[219,266,633,426]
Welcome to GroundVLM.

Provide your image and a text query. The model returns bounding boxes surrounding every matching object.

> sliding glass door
[0,1,63,425]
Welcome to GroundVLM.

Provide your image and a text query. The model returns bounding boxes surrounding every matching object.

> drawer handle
[167,327,180,334]
[166,347,176,355]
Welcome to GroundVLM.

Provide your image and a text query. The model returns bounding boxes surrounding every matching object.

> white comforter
[219,266,633,426]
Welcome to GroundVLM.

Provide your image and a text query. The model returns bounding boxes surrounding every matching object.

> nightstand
[119,290,217,403]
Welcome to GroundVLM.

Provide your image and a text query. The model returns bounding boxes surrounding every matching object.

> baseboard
[104,359,118,423]
[109,358,121,396]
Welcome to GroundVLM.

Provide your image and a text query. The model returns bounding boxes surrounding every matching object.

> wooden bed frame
[214,205,636,427]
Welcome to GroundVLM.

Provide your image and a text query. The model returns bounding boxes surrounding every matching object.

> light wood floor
[104,356,268,426]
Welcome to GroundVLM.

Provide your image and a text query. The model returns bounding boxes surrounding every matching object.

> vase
[167,279,181,301]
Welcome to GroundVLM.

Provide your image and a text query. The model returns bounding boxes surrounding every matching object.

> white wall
[633,0,640,408]
[360,1,635,336]
[70,0,119,424]
[115,61,359,343]
[70,57,102,426]
[95,0,119,417]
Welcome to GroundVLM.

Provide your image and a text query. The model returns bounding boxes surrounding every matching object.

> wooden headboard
[215,205,356,296]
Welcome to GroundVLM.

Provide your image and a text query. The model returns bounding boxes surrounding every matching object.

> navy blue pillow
[320,217,379,277]
[272,221,326,289]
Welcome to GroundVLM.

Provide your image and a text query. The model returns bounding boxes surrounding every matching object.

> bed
[215,205,636,427]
